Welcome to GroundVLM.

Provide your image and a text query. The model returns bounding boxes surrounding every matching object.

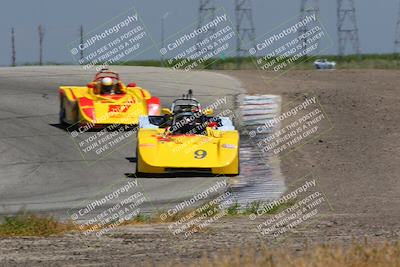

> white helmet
[101,77,113,86]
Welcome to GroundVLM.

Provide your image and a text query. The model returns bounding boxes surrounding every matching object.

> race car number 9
[194,150,207,159]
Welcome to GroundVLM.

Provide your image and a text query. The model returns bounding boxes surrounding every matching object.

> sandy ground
[1,69,399,266]
[223,69,400,216]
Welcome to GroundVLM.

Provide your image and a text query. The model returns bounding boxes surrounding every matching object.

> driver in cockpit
[100,77,115,94]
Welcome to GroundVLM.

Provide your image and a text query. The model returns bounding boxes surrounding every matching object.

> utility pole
[11,28,16,67]
[197,0,217,67]
[38,25,45,65]
[394,0,400,54]
[235,0,256,69]
[337,0,361,56]
[299,0,320,56]
[79,25,84,62]
[161,12,169,67]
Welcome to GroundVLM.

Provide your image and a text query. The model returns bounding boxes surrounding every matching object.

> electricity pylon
[299,0,320,56]
[337,0,361,56]
[235,0,256,69]
[197,0,217,53]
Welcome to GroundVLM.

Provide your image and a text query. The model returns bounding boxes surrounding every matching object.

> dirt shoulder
[222,69,400,217]
[0,215,398,267]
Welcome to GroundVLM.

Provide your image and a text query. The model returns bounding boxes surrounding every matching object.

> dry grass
[161,242,400,267]
[0,200,291,237]
[0,214,75,237]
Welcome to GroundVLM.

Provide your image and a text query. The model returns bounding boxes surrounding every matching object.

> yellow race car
[59,69,161,128]
[136,90,239,176]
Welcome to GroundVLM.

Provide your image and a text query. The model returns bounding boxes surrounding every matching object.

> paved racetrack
[0,66,245,220]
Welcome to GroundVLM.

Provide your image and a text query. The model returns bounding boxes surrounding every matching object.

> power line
[235,0,256,69]
[337,0,361,56]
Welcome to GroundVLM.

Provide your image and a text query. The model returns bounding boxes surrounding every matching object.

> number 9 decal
[194,150,207,159]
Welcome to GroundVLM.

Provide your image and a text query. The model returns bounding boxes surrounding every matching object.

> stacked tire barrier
[237,94,282,133]
[230,94,285,205]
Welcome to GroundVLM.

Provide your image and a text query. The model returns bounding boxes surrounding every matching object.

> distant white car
[314,59,336,69]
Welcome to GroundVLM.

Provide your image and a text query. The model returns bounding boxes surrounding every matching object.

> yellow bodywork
[137,128,240,175]
[59,84,153,126]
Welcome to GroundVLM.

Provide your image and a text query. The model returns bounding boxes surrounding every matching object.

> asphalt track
[0,66,249,220]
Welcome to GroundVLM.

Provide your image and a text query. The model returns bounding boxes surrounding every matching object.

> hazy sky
[0,0,398,66]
